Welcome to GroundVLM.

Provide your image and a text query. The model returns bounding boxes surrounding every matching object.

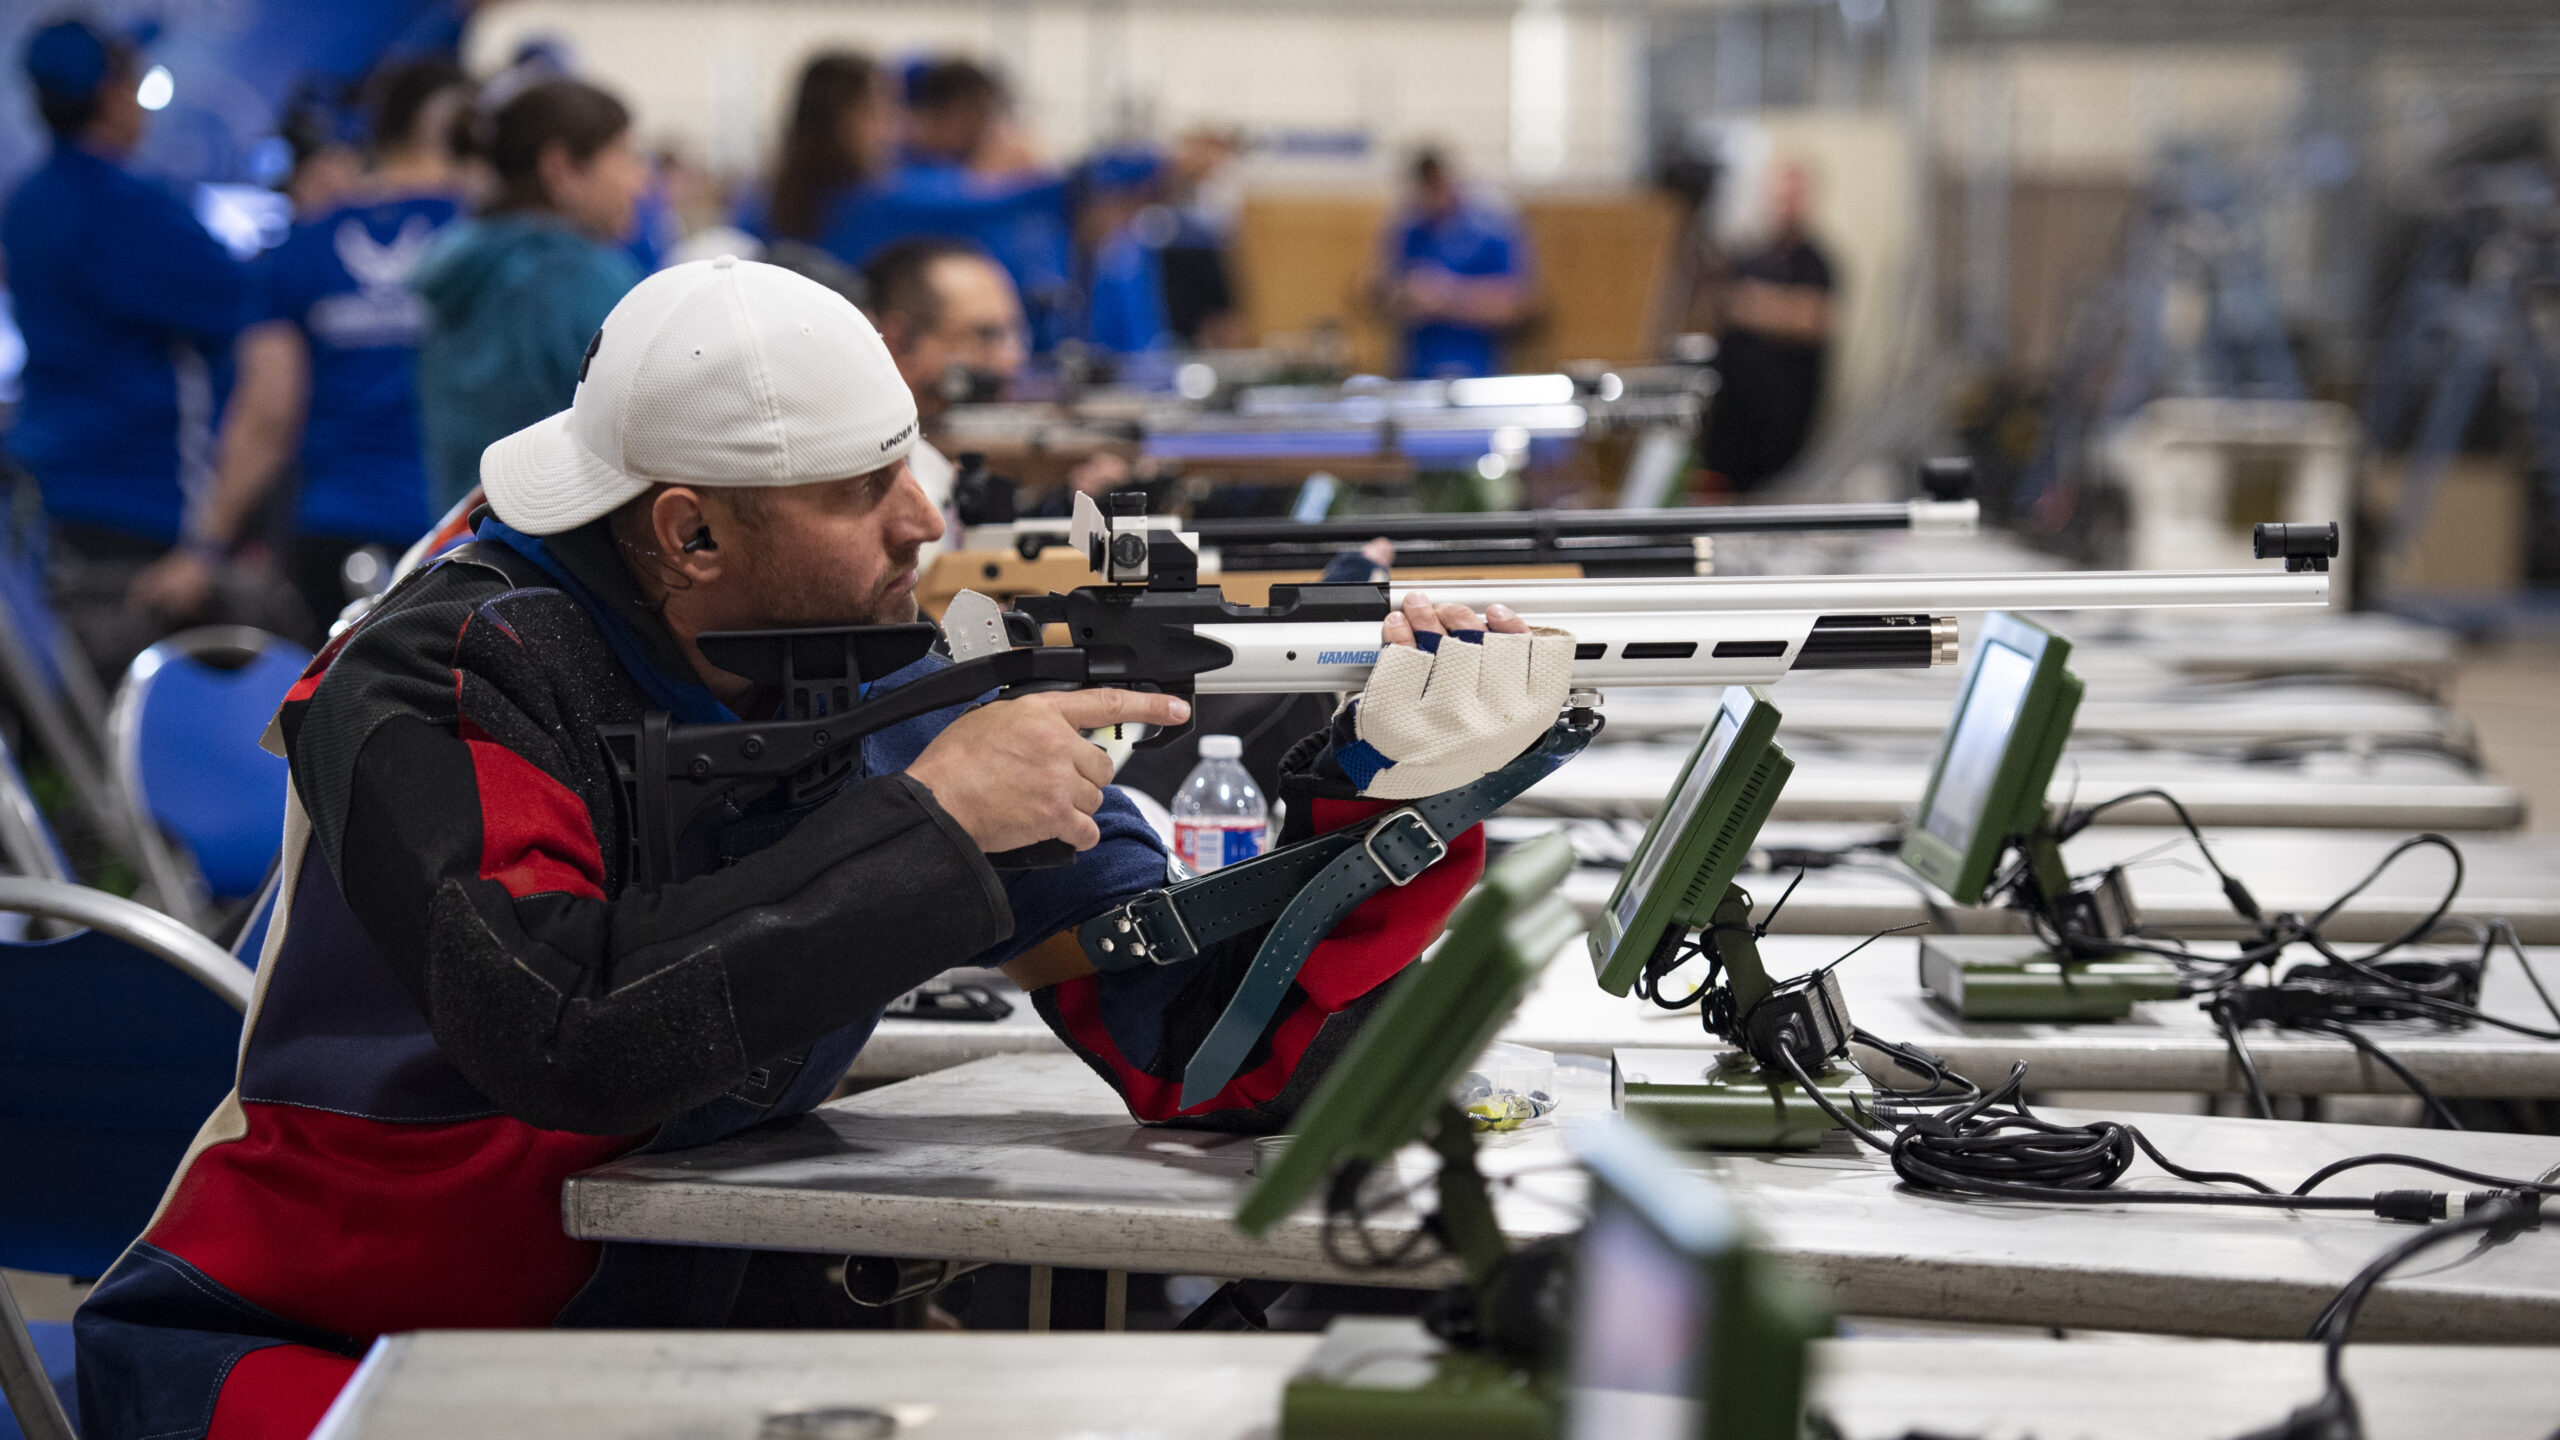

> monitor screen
[1922,638,2037,858]
[1564,1193,1712,1440]
[1612,708,1740,938]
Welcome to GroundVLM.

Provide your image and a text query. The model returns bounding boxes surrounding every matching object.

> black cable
[2231,1192,2542,1440]
[2290,1153,2560,1199]
[1774,1038,2560,1222]
[1775,1047,2394,1212]
[1851,1025,1982,1107]
[2214,1001,2278,1121]
[2297,833,2467,973]
[2496,919,2560,1031]
[2058,787,2262,923]
[2035,809,2551,1130]
[2306,1195,2539,1411]
[2026,815,2469,987]
[1318,1160,1438,1272]
[2306,1020,2463,1131]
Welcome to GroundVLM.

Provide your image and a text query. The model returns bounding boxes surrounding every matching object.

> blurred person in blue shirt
[412,78,647,513]
[1371,147,1534,379]
[1080,131,1243,357]
[749,51,898,254]
[130,58,475,633]
[828,60,1075,349]
[3,17,307,674]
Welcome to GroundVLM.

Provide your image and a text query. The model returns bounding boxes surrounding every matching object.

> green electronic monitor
[1898,611,2085,907]
[1588,687,1793,998]
[1562,1123,1824,1440]
[1235,831,1582,1238]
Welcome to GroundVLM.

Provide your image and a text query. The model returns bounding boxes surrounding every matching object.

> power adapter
[1741,969,1852,1073]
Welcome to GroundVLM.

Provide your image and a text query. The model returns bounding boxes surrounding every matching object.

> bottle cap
[1198,734,1242,759]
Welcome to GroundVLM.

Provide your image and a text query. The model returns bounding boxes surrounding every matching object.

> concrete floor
[2448,636,2560,834]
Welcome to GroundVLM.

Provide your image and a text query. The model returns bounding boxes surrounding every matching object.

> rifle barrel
[1194,499,1974,545]
[1394,568,2329,616]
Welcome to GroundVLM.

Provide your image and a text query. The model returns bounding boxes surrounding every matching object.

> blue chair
[108,627,312,925]
[0,877,253,1440]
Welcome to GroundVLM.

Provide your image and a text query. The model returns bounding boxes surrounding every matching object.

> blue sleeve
[85,183,250,348]
[980,790,1168,966]
[1086,232,1169,353]
[855,654,1172,968]
[1394,219,1428,268]
[246,241,300,329]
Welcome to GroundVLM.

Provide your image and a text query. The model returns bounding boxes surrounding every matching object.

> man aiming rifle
[74,257,1573,1439]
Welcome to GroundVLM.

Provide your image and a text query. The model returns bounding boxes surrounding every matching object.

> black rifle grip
[986,839,1077,869]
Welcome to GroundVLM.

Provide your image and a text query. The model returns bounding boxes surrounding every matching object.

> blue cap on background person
[23,14,157,132]
[24,19,116,101]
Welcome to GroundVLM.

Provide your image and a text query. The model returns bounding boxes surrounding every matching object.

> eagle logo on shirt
[310,214,441,348]
[336,215,438,293]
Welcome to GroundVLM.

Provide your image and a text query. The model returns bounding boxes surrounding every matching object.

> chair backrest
[0,736,70,888]
[0,531,70,705]
[110,627,311,904]
[0,503,122,865]
[0,879,250,1277]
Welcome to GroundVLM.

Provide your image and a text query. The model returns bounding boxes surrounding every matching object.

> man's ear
[536,140,576,204]
[649,486,724,586]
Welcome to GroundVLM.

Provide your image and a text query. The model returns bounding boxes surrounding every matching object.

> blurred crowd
[1,14,1829,680]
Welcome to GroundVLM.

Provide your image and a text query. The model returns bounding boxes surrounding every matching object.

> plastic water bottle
[1172,734,1268,873]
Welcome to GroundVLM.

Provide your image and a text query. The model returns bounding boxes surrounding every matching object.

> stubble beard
[748,543,923,628]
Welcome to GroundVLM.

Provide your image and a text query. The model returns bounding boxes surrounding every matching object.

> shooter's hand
[911,689,1191,854]
[1344,592,1573,799]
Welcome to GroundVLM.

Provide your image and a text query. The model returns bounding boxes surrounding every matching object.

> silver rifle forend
[1184,567,2326,693]
[1023,494,2331,694]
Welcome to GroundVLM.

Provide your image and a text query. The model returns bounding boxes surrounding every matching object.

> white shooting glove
[1338,624,1577,799]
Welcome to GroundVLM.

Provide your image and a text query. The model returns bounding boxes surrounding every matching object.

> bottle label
[1174,819,1267,873]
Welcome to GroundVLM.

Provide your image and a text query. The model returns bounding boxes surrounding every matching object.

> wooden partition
[1511,193,1685,371]
[1229,193,1395,374]
[1229,190,1683,378]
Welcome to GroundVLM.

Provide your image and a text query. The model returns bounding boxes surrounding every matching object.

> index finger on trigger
[1048,687,1193,732]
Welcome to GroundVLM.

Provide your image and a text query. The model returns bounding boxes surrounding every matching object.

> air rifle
[598,492,2332,888]
[948,453,1979,579]
[965,498,1979,575]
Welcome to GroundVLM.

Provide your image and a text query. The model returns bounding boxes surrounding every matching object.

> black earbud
[681,527,718,554]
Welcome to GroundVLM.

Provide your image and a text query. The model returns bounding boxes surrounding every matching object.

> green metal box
[1917,935,2185,1021]
[1612,1047,1873,1151]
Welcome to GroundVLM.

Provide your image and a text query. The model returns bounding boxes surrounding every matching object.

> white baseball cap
[481,255,920,536]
